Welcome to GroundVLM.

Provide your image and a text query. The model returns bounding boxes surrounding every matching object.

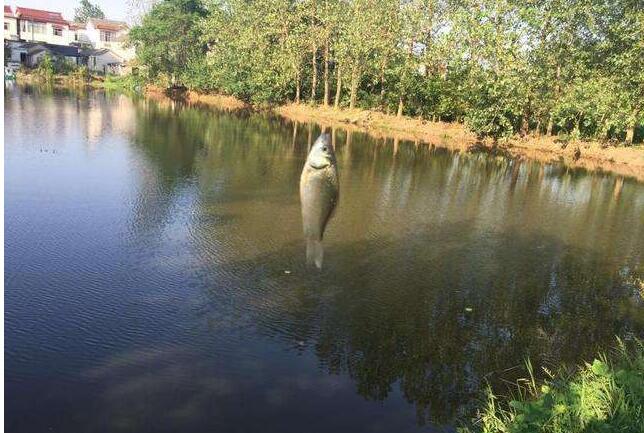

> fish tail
[306,239,324,269]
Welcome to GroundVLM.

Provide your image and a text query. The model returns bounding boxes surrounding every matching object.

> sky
[5,0,129,22]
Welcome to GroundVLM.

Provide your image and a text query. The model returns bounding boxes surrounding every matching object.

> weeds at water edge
[460,338,644,433]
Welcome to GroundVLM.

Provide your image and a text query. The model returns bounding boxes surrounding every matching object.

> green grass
[102,74,144,94]
[461,339,644,433]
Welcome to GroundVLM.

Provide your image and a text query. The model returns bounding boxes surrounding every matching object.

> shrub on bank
[103,74,145,93]
[462,339,643,433]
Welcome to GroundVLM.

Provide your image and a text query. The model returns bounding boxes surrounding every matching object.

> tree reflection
[124,98,643,425]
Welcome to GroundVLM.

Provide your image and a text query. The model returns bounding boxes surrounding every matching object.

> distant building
[14,7,76,45]
[83,18,135,61]
[3,5,135,74]
[80,48,126,75]
[4,6,19,40]
[69,22,91,46]
[28,43,86,67]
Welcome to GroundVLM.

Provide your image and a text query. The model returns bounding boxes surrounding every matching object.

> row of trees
[128,0,643,142]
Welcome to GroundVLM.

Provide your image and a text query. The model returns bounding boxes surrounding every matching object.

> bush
[34,53,54,81]
[461,339,644,433]
[103,74,145,93]
[69,65,90,83]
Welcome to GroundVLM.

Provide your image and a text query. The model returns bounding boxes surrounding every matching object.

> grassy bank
[146,86,644,182]
[461,339,644,433]
[15,70,144,94]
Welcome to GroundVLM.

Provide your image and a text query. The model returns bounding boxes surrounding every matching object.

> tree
[129,0,642,143]
[74,0,105,23]
[129,0,206,86]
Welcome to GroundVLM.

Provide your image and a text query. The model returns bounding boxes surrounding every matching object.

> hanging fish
[299,133,339,269]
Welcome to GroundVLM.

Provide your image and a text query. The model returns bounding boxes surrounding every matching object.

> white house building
[28,43,85,67]
[83,18,135,61]
[14,7,76,45]
[4,5,134,74]
[4,5,19,40]
[81,48,126,75]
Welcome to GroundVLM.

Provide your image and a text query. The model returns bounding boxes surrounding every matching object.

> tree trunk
[323,42,329,106]
[295,70,301,103]
[397,96,403,117]
[334,66,341,109]
[625,109,638,145]
[625,125,635,145]
[349,66,359,110]
[379,61,386,110]
[546,115,554,136]
[598,114,609,141]
[310,44,317,103]
[520,115,529,137]
[547,64,561,136]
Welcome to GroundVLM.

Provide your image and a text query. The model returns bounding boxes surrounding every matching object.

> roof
[15,7,68,26]
[30,43,84,57]
[6,41,40,50]
[79,47,124,61]
[79,48,109,56]
[88,18,128,32]
[4,5,13,17]
[69,22,87,30]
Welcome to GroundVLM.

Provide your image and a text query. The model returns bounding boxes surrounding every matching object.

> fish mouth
[309,160,331,169]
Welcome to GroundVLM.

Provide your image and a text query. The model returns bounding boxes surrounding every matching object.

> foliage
[130,0,643,142]
[461,339,644,433]
[74,0,105,22]
[34,53,55,82]
[129,0,207,86]
[103,74,145,93]
[69,65,90,83]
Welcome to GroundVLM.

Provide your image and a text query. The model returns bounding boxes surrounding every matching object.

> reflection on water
[5,85,643,433]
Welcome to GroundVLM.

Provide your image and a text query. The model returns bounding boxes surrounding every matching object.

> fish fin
[306,239,324,269]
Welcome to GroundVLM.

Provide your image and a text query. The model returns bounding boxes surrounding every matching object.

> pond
[5,85,643,432]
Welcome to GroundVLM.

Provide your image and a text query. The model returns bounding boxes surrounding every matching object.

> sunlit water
[5,85,643,433]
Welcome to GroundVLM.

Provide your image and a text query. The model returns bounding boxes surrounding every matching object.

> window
[21,21,45,34]
[4,22,8,31]
[100,31,113,42]
[53,27,62,36]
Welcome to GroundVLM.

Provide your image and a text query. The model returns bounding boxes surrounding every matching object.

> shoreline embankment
[146,85,644,182]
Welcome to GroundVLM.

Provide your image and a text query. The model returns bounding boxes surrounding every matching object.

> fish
[300,133,339,269]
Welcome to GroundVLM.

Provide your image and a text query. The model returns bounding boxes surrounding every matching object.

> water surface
[5,85,643,432]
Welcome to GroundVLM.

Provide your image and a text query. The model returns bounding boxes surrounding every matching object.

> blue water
[5,85,643,432]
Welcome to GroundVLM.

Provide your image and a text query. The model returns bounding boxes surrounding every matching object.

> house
[80,48,125,75]
[28,43,85,67]
[3,5,134,75]
[69,22,91,47]
[4,6,19,40]
[14,7,76,45]
[6,40,38,64]
[83,18,135,61]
